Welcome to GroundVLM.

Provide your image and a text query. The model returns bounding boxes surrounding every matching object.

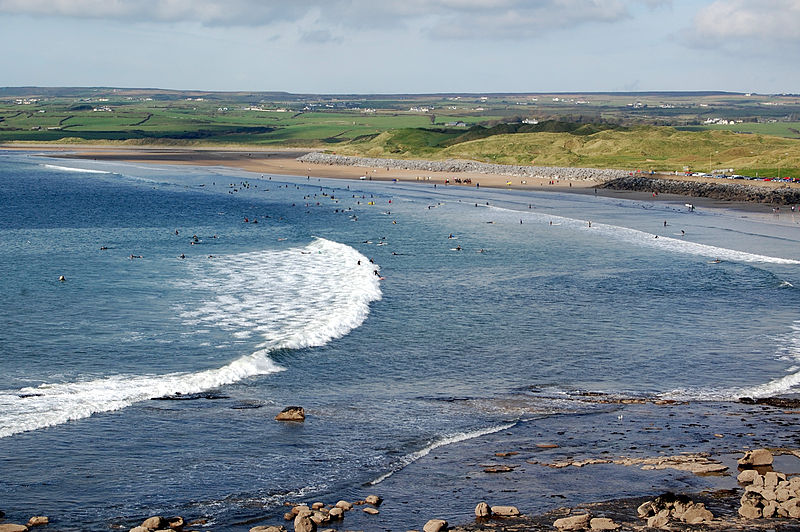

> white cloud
[692,0,800,42]
[0,0,657,36]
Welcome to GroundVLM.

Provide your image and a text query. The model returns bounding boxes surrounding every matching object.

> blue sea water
[1,151,799,530]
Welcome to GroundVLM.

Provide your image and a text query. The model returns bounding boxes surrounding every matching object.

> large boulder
[141,516,166,530]
[0,525,29,532]
[293,514,316,532]
[474,502,491,518]
[276,406,305,422]
[24,517,47,528]
[334,500,353,510]
[554,513,591,530]
[249,527,286,532]
[490,506,519,517]
[423,519,448,532]
[739,449,773,467]
[365,495,382,506]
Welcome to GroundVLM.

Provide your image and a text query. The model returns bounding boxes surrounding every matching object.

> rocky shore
[296,153,629,182]
[601,176,800,205]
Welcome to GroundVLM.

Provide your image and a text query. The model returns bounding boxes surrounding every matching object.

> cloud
[0,0,658,36]
[691,0,800,43]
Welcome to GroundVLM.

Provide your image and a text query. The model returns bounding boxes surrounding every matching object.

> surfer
[681,230,685,236]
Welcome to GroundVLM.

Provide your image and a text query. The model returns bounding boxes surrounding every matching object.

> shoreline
[3,143,797,214]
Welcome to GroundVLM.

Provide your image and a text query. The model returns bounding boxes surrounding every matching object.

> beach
[1,148,799,531]
[4,143,797,212]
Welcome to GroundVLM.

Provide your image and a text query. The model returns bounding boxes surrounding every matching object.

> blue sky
[1,0,798,94]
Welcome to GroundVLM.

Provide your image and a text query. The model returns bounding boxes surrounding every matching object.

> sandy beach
[4,143,798,214]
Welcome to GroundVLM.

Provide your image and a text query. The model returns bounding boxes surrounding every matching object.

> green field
[2,87,799,177]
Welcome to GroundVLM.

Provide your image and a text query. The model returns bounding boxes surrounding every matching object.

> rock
[738,449,773,467]
[167,516,184,529]
[765,471,780,490]
[142,517,166,530]
[763,501,777,519]
[681,504,713,524]
[536,443,559,448]
[738,503,762,519]
[490,506,519,517]
[293,506,311,518]
[362,507,379,515]
[250,527,286,532]
[737,469,759,484]
[0,526,29,532]
[293,514,316,532]
[328,507,343,520]
[283,512,294,521]
[276,406,305,421]
[483,465,515,473]
[365,495,382,506]
[310,512,330,526]
[334,500,353,510]
[646,510,670,528]
[129,527,149,532]
[474,502,491,518]
[311,502,324,510]
[636,500,655,518]
[25,517,48,527]
[422,519,448,532]
[777,488,792,502]
[589,517,620,530]
[554,513,591,530]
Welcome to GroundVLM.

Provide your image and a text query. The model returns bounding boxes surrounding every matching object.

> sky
[1,0,798,94]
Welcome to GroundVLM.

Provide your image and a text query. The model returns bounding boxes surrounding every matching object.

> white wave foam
[369,422,516,485]
[490,206,800,264]
[0,238,382,439]
[43,164,112,174]
[662,320,800,401]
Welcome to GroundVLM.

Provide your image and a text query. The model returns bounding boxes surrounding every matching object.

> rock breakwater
[601,176,800,205]
[297,153,629,182]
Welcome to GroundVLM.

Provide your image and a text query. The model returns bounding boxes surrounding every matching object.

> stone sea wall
[601,176,800,205]
[297,152,629,181]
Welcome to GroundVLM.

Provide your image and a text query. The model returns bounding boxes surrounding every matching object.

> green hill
[336,125,800,177]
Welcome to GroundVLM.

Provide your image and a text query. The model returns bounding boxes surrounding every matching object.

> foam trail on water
[42,164,112,175]
[662,320,800,401]
[490,206,800,264]
[0,238,382,439]
[369,422,516,485]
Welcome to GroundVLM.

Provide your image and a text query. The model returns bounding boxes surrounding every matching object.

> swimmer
[179,254,185,259]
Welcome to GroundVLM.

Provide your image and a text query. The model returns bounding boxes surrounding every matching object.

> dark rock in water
[275,406,305,421]
[230,401,264,410]
[739,396,800,408]
[151,392,229,401]
[18,393,44,398]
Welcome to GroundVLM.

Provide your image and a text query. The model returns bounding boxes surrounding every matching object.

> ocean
[1,151,799,530]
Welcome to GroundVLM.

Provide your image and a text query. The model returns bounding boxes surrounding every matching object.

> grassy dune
[337,126,800,178]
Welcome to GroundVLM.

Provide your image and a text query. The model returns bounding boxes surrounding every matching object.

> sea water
[1,151,799,530]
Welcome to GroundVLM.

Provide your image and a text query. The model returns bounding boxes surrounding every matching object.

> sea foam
[489,206,800,264]
[42,164,112,174]
[0,238,381,439]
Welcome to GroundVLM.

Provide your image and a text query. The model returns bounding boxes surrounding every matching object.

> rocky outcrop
[275,406,305,422]
[249,526,286,532]
[0,525,29,532]
[601,176,800,204]
[297,153,628,182]
[737,462,800,519]
[636,493,713,527]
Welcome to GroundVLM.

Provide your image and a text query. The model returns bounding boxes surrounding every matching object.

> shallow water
[1,151,799,530]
